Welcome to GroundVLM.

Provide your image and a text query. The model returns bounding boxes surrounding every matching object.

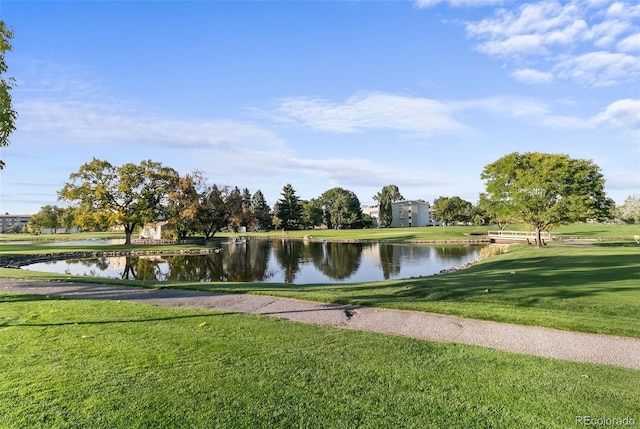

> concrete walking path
[1,279,639,371]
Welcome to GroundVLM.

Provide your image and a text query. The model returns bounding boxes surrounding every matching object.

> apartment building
[360,204,381,228]
[0,214,32,233]
[390,200,436,228]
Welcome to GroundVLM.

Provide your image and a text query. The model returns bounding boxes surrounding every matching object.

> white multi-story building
[360,204,381,228]
[0,214,31,233]
[390,200,437,228]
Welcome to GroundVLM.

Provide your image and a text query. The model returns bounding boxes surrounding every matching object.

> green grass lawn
[239,225,491,241]
[1,222,637,243]
[2,240,639,337]
[554,223,639,239]
[1,296,638,429]
[156,244,638,338]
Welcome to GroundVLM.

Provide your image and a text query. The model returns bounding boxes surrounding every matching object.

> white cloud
[510,68,554,84]
[276,92,597,135]
[272,155,445,188]
[455,96,590,129]
[476,34,546,57]
[414,0,442,7]
[605,1,640,19]
[275,92,468,136]
[463,97,640,131]
[593,99,640,128]
[586,19,632,48]
[17,99,284,152]
[466,1,581,43]
[464,0,640,86]
[617,33,640,52]
[554,51,640,87]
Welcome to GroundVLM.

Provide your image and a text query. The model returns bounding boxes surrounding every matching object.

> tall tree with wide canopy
[58,158,179,244]
[373,185,404,227]
[166,170,205,239]
[195,184,231,240]
[302,198,324,229]
[480,152,612,247]
[0,21,16,170]
[432,196,473,225]
[321,187,363,229]
[28,205,65,234]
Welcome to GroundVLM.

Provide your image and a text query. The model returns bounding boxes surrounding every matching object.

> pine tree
[276,184,303,230]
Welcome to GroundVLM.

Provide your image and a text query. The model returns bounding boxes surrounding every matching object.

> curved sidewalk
[1,279,639,371]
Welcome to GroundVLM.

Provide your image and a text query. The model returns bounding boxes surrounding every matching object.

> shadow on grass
[0,293,66,303]
[210,251,640,312]
[426,255,632,309]
[3,248,638,329]
[594,242,640,248]
[1,311,231,328]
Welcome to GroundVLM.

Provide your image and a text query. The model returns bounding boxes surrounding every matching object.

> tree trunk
[535,226,543,248]
[124,224,135,245]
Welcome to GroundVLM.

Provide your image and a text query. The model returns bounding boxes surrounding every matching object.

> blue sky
[0,0,638,215]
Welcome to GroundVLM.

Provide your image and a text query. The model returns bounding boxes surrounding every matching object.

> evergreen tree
[373,185,404,227]
[276,183,303,230]
[227,186,245,232]
[250,189,272,231]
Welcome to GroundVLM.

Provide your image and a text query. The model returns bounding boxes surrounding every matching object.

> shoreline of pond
[0,237,490,270]
[0,248,220,269]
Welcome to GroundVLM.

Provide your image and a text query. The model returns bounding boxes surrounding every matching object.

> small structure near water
[139,221,169,241]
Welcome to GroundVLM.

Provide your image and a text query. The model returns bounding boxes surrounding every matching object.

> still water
[23,239,483,284]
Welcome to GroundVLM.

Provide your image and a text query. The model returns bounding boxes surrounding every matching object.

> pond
[22,239,484,284]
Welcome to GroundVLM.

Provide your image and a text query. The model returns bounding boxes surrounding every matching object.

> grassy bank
[0,226,489,245]
[170,245,640,338]
[2,244,639,338]
[2,222,636,243]
[1,224,638,338]
[1,296,638,428]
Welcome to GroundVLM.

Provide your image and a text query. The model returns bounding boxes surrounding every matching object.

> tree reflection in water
[310,241,362,280]
[34,240,483,283]
[272,239,307,283]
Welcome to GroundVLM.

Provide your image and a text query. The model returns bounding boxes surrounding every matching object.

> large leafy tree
[373,185,404,227]
[432,196,473,225]
[302,198,324,229]
[276,183,303,230]
[28,205,65,234]
[480,152,612,247]
[195,184,231,240]
[0,21,16,170]
[321,187,363,229]
[61,206,79,232]
[58,158,179,244]
[166,171,205,239]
